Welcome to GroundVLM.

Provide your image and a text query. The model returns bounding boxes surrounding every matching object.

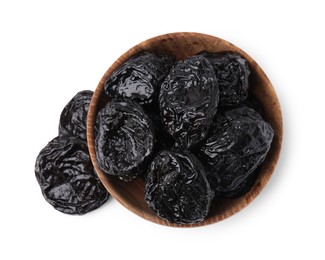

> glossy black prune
[35,136,109,214]
[196,106,274,197]
[159,55,219,148]
[145,150,214,224]
[200,52,250,107]
[95,99,155,181]
[105,52,174,105]
[59,90,94,141]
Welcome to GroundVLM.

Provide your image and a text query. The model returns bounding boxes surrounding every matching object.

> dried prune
[59,90,94,141]
[200,52,250,107]
[105,52,174,105]
[95,99,155,181]
[196,106,274,197]
[159,55,219,148]
[35,136,109,214]
[145,150,214,224]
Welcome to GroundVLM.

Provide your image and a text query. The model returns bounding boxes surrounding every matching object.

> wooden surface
[86,32,283,227]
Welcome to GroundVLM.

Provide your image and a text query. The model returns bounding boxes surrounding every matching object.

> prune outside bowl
[87,32,283,227]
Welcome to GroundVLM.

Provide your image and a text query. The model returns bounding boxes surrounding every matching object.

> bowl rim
[87,32,283,227]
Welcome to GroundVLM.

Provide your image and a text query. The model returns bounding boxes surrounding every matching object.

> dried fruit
[95,99,155,181]
[145,150,214,224]
[59,90,94,141]
[105,52,174,105]
[200,52,250,107]
[35,136,109,214]
[159,55,219,148]
[196,106,274,197]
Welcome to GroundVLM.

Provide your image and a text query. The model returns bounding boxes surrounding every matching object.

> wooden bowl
[87,32,283,227]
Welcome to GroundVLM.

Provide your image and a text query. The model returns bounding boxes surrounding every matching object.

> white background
[1,0,324,259]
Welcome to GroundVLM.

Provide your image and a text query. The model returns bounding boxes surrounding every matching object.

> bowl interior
[87,32,283,227]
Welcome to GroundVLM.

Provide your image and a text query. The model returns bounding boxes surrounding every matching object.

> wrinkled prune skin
[222,167,260,198]
[145,150,214,224]
[200,52,250,107]
[196,106,274,197]
[59,90,94,141]
[159,55,219,148]
[35,136,109,215]
[105,52,174,105]
[95,99,155,181]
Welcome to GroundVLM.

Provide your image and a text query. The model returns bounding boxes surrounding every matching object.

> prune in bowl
[95,99,155,182]
[87,32,283,227]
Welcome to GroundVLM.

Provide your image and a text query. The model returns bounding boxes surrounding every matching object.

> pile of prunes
[35,51,273,223]
[96,51,274,224]
[35,91,110,215]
